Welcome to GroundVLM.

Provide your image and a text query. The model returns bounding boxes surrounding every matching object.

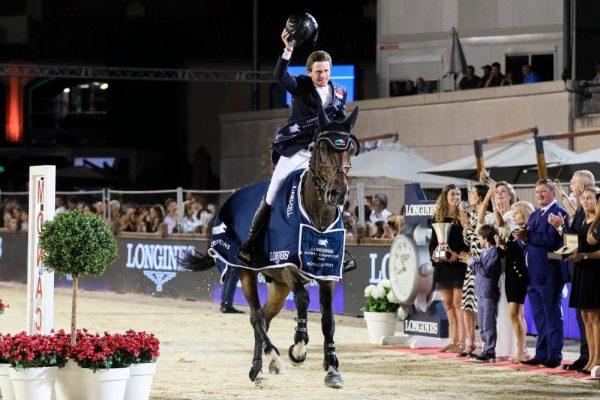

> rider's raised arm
[274,28,298,93]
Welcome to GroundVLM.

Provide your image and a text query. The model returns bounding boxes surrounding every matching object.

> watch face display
[389,234,419,303]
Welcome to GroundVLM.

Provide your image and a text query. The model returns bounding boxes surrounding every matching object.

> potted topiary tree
[39,210,117,345]
[39,210,117,400]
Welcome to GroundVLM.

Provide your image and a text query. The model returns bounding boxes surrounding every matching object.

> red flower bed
[0,332,68,369]
[71,330,159,371]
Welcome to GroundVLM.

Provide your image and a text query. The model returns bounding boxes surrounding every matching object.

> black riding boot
[237,197,271,265]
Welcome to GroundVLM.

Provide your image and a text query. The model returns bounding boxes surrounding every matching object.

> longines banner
[0,232,585,335]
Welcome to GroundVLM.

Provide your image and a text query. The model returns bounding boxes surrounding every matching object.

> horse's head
[310,107,360,206]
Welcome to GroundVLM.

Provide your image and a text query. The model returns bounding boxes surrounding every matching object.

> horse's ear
[342,107,359,132]
[317,104,331,131]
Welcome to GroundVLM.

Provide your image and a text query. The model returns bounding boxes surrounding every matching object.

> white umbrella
[421,138,577,184]
[543,147,600,179]
[351,143,469,186]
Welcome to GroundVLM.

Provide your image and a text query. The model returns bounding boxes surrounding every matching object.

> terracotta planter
[82,366,130,400]
[8,366,58,400]
[364,311,397,344]
[124,362,157,400]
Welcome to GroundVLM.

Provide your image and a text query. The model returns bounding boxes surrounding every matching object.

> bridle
[309,134,356,206]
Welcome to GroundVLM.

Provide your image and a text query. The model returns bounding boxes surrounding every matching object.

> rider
[237,18,349,265]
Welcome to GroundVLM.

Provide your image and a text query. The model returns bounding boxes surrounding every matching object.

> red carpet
[386,346,597,380]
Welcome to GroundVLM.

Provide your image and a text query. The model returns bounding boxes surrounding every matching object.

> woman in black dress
[568,187,600,374]
[429,184,469,353]
[498,200,534,363]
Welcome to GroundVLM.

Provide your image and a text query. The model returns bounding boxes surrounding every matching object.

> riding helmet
[285,13,318,48]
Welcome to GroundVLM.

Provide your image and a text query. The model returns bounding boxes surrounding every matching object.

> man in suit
[237,25,347,265]
[517,179,569,368]
[548,170,595,370]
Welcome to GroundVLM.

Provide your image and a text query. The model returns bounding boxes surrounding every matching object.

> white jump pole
[26,166,56,334]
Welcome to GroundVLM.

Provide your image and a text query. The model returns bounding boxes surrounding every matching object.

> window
[505,53,554,84]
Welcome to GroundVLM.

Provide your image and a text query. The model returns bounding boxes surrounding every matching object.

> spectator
[383,214,404,239]
[142,204,165,233]
[163,198,178,233]
[20,211,29,232]
[565,186,600,374]
[457,183,494,357]
[459,66,482,90]
[400,80,417,96]
[497,200,535,363]
[7,218,19,232]
[484,62,504,87]
[416,77,430,94]
[501,71,514,86]
[522,64,539,84]
[389,81,402,97]
[518,179,569,368]
[108,200,122,235]
[94,200,105,219]
[120,204,140,232]
[370,194,391,223]
[182,200,202,233]
[67,197,77,211]
[137,205,151,232]
[480,65,492,87]
[429,184,469,354]
[56,196,67,213]
[459,224,502,363]
[549,170,595,371]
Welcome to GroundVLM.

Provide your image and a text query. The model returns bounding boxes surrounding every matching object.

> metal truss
[0,63,275,83]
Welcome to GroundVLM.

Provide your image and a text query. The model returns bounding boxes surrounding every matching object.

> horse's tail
[179,249,215,272]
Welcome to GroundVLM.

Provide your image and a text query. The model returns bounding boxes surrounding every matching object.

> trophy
[432,223,453,262]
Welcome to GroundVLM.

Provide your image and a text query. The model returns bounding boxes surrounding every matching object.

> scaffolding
[0,63,275,83]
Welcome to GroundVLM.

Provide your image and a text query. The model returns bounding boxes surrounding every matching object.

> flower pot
[0,363,15,400]
[124,362,157,400]
[54,359,85,400]
[82,367,130,400]
[364,311,397,344]
[8,366,58,400]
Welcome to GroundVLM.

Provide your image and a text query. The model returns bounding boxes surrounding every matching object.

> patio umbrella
[443,27,467,90]
[420,138,577,184]
[543,147,600,180]
[350,143,469,186]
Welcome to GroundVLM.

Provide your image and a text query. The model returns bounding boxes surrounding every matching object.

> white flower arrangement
[362,279,400,313]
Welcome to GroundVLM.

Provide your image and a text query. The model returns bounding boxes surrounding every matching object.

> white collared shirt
[540,199,557,215]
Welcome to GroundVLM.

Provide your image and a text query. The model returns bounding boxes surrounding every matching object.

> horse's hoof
[254,371,268,388]
[324,371,344,389]
[268,349,284,374]
[249,366,262,382]
[288,344,307,366]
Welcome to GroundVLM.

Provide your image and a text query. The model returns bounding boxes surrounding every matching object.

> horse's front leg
[289,284,310,365]
[239,269,268,386]
[319,280,343,389]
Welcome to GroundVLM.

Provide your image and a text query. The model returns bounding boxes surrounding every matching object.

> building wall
[377,0,564,95]
[219,81,586,192]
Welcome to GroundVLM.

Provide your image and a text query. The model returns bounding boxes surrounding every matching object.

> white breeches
[265,149,311,205]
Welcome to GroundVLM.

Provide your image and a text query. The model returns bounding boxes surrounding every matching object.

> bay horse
[182,107,359,388]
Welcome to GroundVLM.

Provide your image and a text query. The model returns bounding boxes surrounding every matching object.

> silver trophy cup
[432,222,453,262]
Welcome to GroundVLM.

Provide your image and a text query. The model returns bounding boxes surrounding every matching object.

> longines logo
[143,271,177,292]
[404,204,435,217]
[126,242,195,292]
[404,320,439,335]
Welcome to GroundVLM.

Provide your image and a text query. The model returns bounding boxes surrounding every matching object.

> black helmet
[285,13,318,48]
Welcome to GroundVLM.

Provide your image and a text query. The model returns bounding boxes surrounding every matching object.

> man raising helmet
[237,20,349,265]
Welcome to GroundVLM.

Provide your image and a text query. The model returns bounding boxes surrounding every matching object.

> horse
[182,107,359,388]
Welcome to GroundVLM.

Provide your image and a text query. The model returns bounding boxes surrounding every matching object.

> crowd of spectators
[0,194,218,237]
[428,168,600,374]
[343,194,406,240]
[459,62,539,90]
